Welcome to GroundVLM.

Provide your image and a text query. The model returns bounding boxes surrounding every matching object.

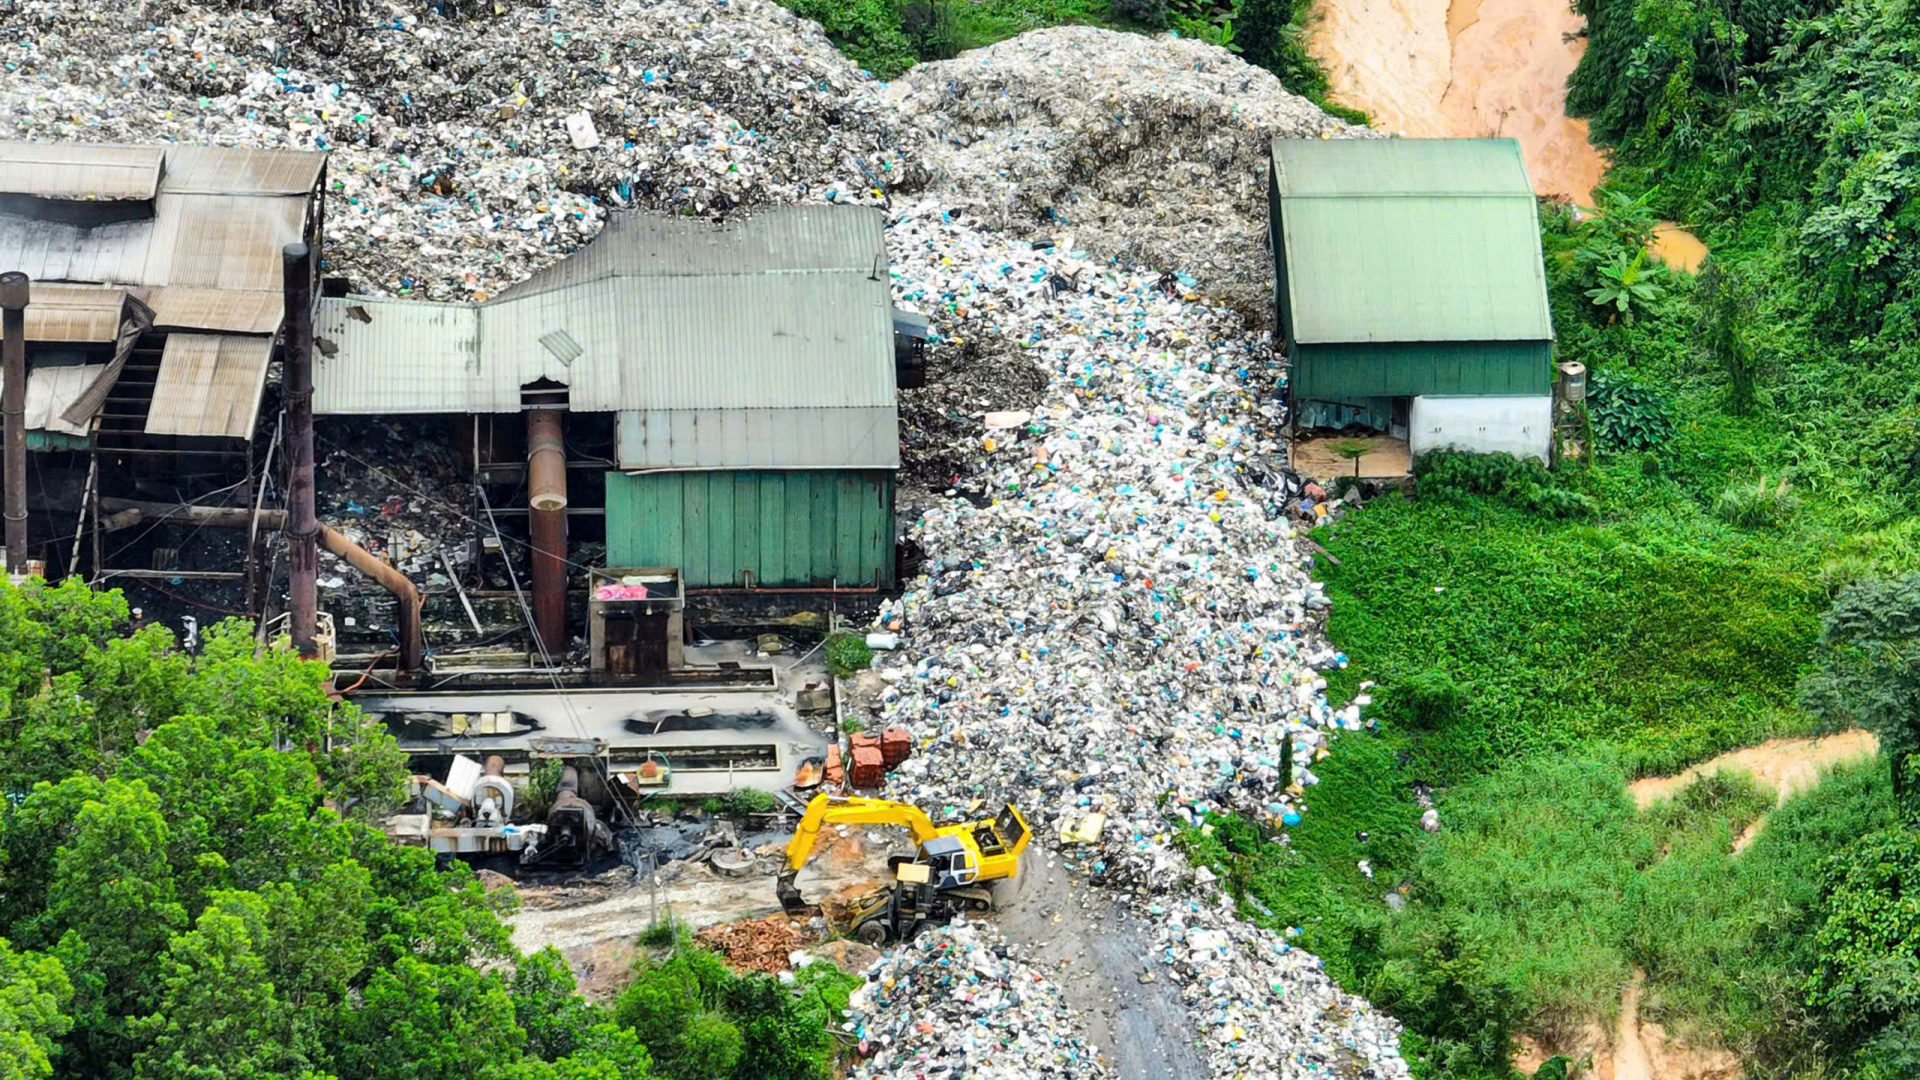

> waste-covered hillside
[1,2,1407,1076]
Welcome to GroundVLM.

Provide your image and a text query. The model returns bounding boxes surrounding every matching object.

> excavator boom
[777,794,942,914]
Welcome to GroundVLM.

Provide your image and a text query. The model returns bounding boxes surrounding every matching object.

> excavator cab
[919,836,979,890]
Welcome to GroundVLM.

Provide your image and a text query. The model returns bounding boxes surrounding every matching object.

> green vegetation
[722,787,779,816]
[0,581,851,1080]
[777,0,1368,124]
[824,631,874,677]
[1256,0,1920,1071]
[613,945,857,1080]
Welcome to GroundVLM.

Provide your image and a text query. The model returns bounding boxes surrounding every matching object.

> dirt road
[1629,730,1879,811]
[995,851,1210,1080]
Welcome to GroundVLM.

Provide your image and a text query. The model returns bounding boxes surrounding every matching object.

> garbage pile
[869,202,1410,1078]
[844,920,1110,1079]
[5,0,1409,1072]
[886,27,1375,319]
[1,0,911,300]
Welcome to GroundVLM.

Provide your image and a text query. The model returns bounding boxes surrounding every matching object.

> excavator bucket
[775,872,809,916]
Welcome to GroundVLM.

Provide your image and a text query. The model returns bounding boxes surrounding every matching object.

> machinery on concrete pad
[775,794,1030,942]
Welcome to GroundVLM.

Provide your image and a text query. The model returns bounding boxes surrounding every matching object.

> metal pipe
[282,245,318,657]
[318,524,423,671]
[2,272,29,576]
[527,409,567,659]
[106,493,425,672]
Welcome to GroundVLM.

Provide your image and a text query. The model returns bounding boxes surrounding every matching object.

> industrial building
[1268,137,1557,473]
[311,206,904,633]
[0,140,325,595]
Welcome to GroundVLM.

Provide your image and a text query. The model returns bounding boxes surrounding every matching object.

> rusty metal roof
[148,334,274,439]
[0,143,164,200]
[22,284,131,342]
[0,140,321,308]
[148,287,283,334]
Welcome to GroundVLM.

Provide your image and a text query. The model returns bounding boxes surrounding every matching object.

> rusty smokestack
[527,408,568,661]
[282,245,319,658]
[1,273,29,577]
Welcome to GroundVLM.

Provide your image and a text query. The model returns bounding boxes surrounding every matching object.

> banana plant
[1586,250,1663,315]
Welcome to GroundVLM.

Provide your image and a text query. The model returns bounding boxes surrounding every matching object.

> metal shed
[311,206,901,590]
[1268,138,1554,410]
[0,140,326,442]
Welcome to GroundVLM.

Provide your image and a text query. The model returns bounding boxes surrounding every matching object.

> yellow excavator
[775,794,1031,941]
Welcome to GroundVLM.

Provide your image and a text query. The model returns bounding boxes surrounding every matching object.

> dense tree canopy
[0,580,846,1080]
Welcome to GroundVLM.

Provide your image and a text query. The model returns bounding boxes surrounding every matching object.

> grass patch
[1627,760,1899,1071]
[1313,487,1823,783]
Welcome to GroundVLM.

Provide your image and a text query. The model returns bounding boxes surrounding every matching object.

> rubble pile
[873,203,1410,1077]
[886,27,1375,317]
[844,920,1109,1079]
[1,0,912,299]
[696,913,805,974]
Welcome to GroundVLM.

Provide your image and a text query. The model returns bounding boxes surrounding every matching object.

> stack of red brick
[844,725,914,789]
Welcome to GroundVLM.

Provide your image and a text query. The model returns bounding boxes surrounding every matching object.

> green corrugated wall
[1290,340,1552,402]
[605,470,895,589]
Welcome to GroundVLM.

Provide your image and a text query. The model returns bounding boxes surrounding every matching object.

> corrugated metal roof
[315,269,893,414]
[0,213,153,285]
[313,299,485,409]
[148,287,283,334]
[147,193,309,291]
[1270,138,1552,344]
[1271,137,1533,198]
[0,364,106,435]
[22,284,130,342]
[158,146,327,196]
[495,206,887,301]
[312,207,897,470]
[0,143,164,200]
[616,407,900,471]
[0,140,319,302]
[148,334,273,438]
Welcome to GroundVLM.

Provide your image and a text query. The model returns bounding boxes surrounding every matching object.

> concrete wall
[1410,395,1553,462]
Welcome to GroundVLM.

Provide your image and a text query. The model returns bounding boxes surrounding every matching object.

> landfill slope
[876,205,1407,1079]
[887,26,1377,320]
[3,2,1407,1076]
[1,0,911,300]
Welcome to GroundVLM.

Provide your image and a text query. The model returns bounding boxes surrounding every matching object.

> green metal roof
[1270,138,1553,345]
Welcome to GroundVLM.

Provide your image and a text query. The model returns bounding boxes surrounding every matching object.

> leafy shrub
[899,1,960,61]
[721,788,777,816]
[1807,828,1920,1046]
[1387,669,1467,731]
[1713,475,1799,528]
[824,633,873,677]
[1109,0,1169,28]
[638,916,691,949]
[780,0,918,77]
[1585,368,1675,452]
[1414,450,1599,520]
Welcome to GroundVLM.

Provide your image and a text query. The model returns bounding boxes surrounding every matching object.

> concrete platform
[1289,434,1412,480]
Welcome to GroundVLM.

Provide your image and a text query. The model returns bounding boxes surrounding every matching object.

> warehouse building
[1268,137,1555,473]
[0,140,325,590]
[313,206,903,609]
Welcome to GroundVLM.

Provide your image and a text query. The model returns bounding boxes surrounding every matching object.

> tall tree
[131,892,301,1080]
[46,780,186,1074]
[1802,573,1920,808]
[0,937,72,1080]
